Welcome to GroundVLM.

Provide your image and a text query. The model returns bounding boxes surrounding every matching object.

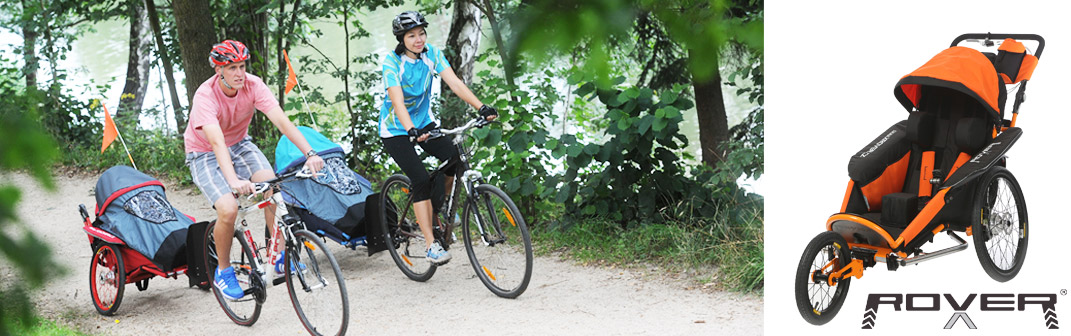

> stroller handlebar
[951,33,1045,59]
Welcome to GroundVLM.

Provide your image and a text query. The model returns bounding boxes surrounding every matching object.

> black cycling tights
[382,123,460,207]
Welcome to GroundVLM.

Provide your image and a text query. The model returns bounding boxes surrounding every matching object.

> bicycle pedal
[272,276,287,286]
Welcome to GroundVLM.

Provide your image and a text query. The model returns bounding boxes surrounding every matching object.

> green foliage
[62,125,192,185]
[512,0,763,83]
[466,57,565,225]
[0,60,65,336]
[718,55,763,184]
[1,301,89,336]
[535,193,763,292]
[555,76,704,226]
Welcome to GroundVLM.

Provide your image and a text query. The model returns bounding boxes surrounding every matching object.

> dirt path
[3,171,761,335]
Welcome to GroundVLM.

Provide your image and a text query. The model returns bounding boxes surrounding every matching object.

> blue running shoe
[426,242,451,265]
[274,251,307,278]
[214,266,244,300]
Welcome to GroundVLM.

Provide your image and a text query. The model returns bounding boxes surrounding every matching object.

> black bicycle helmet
[392,11,429,39]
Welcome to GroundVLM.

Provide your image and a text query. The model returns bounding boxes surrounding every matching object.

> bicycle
[379,117,534,298]
[203,169,349,335]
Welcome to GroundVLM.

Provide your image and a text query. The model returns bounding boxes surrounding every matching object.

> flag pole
[295,80,320,131]
[115,127,138,171]
[100,101,138,170]
[284,50,320,131]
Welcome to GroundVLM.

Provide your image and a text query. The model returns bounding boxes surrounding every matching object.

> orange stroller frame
[794,33,1044,325]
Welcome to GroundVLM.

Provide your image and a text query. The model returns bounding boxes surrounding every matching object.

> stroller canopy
[893,46,1003,121]
[274,127,374,241]
[94,165,193,272]
[275,126,345,174]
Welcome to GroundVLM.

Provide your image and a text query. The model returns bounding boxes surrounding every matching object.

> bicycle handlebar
[424,117,493,142]
[235,168,323,199]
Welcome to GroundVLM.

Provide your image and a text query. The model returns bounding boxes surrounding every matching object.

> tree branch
[298,36,342,75]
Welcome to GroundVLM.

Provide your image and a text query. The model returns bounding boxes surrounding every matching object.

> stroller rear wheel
[972,167,1028,282]
[90,243,125,316]
[795,231,852,325]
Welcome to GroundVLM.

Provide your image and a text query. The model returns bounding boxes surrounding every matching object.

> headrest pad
[956,118,988,153]
[907,112,936,148]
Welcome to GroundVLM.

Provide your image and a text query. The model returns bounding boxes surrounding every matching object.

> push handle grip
[79,204,90,222]
[951,33,1045,59]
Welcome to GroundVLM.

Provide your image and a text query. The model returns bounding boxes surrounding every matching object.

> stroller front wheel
[795,231,852,325]
[971,166,1028,282]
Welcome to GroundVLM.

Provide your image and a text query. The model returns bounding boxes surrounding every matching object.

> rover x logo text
[861,293,1058,329]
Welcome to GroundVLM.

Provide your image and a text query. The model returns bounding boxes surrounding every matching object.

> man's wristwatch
[305,149,318,158]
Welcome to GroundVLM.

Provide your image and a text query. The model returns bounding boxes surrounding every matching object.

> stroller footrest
[880,193,919,228]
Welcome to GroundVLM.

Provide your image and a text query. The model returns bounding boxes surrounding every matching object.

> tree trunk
[275,0,287,106]
[20,0,38,88]
[437,0,484,127]
[117,0,153,129]
[445,0,482,86]
[173,0,218,107]
[145,0,186,135]
[276,0,304,121]
[222,0,271,141]
[343,7,365,169]
[476,0,518,102]
[690,49,728,169]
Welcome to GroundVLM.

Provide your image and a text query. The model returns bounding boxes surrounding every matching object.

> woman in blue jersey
[380,11,498,264]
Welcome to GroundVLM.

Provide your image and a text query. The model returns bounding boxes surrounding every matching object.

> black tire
[90,243,125,316]
[286,230,350,336]
[971,167,1029,282]
[794,231,852,325]
[204,220,263,326]
[462,184,533,298]
[379,174,437,282]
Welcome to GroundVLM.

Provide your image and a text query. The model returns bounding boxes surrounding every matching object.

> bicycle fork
[459,170,508,247]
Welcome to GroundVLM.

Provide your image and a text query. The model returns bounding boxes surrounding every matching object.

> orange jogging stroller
[794,33,1044,325]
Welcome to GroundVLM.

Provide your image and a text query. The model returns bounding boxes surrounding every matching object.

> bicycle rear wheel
[462,184,533,298]
[286,229,349,336]
[380,174,437,281]
[204,220,263,326]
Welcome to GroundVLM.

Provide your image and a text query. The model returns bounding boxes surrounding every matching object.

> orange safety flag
[284,50,298,94]
[101,104,118,153]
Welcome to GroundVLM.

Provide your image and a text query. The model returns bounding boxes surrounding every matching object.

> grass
[1,304,88,336]
[533,200,764,293]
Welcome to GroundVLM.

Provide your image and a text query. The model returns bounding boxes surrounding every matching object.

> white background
[765,1,1070,334]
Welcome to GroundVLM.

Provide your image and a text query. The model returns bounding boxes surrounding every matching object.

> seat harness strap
[919,151,935,197]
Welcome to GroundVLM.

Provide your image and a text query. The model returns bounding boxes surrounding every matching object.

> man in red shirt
[184,40,323,300]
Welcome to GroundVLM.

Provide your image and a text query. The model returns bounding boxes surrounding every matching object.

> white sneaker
[426,242,451,265]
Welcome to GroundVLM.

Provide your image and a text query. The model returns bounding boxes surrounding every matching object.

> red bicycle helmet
[208,40,250,67]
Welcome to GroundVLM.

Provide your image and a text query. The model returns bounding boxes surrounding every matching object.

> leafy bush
[467,59,563,226]
[553,77,712,226]
[61,105,191,185]
[0,61,65,336]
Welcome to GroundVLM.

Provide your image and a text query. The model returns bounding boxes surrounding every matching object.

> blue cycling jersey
[379,44,451,138]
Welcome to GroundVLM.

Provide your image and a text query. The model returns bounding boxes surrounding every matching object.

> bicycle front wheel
[462,184,533,298]
[204,220,263,326]
[380,174,437,281]
[286,229,349,336]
